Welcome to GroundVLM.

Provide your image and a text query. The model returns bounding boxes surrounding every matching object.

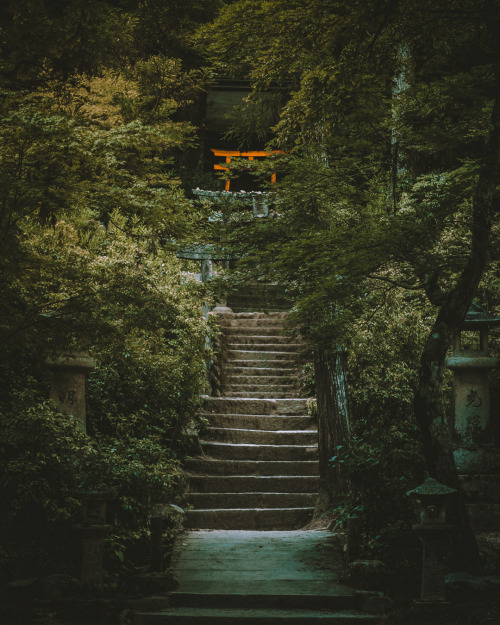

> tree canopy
[199,0,500,569]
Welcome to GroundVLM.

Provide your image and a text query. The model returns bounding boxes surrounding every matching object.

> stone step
[188,475,319,493]
[189,492,317,509]
[202,397,309,416]
[222,326,292,336]
[227,375,299,385]
[201,441,318,461]
[220,311,288,318]
[201,414,313,430]
[131,531,388,624]
[218,313,287,324]
[223,391,299,399]
[227,360,300,370]
[227,350,302,362]
[169,592,359,611]
[219,321,288,331]
[184,507,315,531]
[227,343,305,353]
[224,335,298,345]
[230,305,291,313]
[203,427,317,445]
[224,383,297,393]
[226,366,298,377]
[132,607,378,624]
[184,459,319,476]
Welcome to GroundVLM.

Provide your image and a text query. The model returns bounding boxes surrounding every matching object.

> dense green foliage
[199,0,500,568]
[2,0,500,585]
[0,1,220,581]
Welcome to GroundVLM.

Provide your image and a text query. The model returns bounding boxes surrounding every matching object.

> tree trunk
[414,73,500,572]
[313,348,351,517]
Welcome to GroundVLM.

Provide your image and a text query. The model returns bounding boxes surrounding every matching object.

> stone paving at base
[132,530,382,624]
[174,530,345,591]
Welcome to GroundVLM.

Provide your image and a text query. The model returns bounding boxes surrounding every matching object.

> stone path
[131,309,386,623]
[184,312,318,530]
[132,530,383,624]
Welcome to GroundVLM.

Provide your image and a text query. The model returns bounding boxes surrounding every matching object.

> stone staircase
[184,311,318,530]
[131,310,388,624]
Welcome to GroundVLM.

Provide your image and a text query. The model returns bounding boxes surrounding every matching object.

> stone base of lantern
[456,448,500,532]
[73,523,112,594]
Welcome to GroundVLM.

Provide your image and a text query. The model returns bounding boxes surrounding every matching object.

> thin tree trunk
[313,348,351,516]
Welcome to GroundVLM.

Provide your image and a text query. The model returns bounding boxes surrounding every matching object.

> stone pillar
[150,503,185,572]
[413,526,452,603]
[201,259,214,283]
[73,488,115,595]
[407,478,456,606]
[445,304,500,531]
[46,352,96,433]
[447,340,496,449]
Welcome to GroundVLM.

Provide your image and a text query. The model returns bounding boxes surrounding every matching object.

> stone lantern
[407,478,457,603]
[446,302,500,449]
[73,487,116,594]
[46,351,96,433]
[446,302,500,530]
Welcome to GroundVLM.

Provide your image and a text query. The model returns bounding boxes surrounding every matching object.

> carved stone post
[407,478,456,605]
[446,303,500,530]
[46,352,96,433]
[150,503,185,572]
[73,488,115,595]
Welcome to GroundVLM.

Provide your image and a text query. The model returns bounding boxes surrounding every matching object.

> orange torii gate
[211,149,283,191]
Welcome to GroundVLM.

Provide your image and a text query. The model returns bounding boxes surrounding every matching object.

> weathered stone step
[225,383,297,393]
[202,397,308,416]
[217,311,288,320]
[189,492,317,509]
[230,311,288,317]
[218,314,287,325]
[201,414,313,430]
[220,322,289,332]
[184,507,315,530]
[226,368,297,387]
[228,360,300,370]
[184,459,319,476]
[201,441,317,461]
[200,414,312,430]
[226,366,298,377]
[228,343,305,353]
[223,326,292,336]
[132,607,378,624]
[224,391,299,399]
[204,427,317,445]
[228,350,302,362]
[168,590,363,611]
[188,475,318,493]
[224,334,298,345]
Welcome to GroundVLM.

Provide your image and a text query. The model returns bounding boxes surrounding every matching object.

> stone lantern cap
[406,477,457,501]
[46,352,96,373]
[462,302,500,330]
